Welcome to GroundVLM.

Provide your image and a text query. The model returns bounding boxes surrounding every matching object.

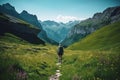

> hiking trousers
[58,55,62,63]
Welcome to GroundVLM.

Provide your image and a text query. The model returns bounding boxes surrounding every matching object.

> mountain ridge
[0,3,21,19]
[0,3,57,44]
[69,21,120,50]
[62,6,120,46]
[0,13,45,44]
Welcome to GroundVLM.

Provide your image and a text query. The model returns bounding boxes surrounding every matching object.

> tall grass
[0,33,57,80]
[0,33,120,80]
[61,50,120,80]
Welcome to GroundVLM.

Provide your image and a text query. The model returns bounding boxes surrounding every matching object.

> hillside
[0,13,120,80]
[0,3,56,44]
[0,32,57,80]
[69,21,120,50]
[0,2,120,80]
[0,12,57,80]
[0,13,45,44]
[63,6,120,46]
[0,32,120,80]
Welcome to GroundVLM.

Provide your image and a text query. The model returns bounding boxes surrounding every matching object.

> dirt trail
[49,63,62,80]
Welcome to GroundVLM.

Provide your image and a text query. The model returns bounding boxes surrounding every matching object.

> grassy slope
[60,21,120,80]
[69,21,120,51]
[0,33,57,80]
[0,20,120,80]
[61,50,120,80]
[0,33,120,80]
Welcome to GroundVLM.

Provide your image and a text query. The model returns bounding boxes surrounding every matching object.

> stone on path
[49,63,62,80]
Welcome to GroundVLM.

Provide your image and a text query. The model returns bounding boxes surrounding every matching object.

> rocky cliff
[63,6,120,46]
[0,13,45,44]
[20,10,42,29]
[0,3,20,18]
[0,3,56,44]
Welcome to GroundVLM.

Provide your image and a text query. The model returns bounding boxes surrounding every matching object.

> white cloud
[55,15,81,23]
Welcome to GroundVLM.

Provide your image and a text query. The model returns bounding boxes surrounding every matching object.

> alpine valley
[0,3,120,80]
[40,20,80,42]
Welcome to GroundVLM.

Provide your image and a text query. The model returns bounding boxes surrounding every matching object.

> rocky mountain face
[0,13,45,44]
[63,6,120,46]
[0,3,56,44]
[0,3,20,18]
[20,10,42,29]
[19,10,56,44]
[40,20,80,42]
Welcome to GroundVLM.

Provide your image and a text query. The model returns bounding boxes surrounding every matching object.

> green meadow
[0,21,120,80]
[0,33,57,80]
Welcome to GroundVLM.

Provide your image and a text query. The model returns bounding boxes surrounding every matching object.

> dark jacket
[57,46,64,55]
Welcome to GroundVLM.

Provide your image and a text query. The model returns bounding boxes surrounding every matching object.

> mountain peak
[2,3,15,11]
[3,3,11,7]
[21,10,29,15]
[21,10,28,14]
[42,20,60,26]
[20,10,37,19]
[63,6,120,46]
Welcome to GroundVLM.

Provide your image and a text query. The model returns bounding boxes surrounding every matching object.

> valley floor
[0,34,120,80]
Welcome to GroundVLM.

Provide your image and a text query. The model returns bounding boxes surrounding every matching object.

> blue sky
[0,0,120,22]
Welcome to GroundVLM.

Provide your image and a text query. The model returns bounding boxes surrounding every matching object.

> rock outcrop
[63,6,120,46]
[0,3,56,44]
[0,13,45,44]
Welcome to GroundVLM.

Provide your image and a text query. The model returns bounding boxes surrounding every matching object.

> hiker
[57,43,64,63]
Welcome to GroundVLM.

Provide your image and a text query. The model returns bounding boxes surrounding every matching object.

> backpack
[57,46,64,55]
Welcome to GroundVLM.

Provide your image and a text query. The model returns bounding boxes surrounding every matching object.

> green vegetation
[0,21,120,80]
[61,21,120,80]
[0,13,9,21]
[0,33,57,80]
[69,21,120,51]
[61,50,120,80]
[76,18,94,28]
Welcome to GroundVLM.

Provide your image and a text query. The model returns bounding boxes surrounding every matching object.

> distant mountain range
[62,6,120,46]
[1,3,120,47]
[40,20,80,42]
[0,3,57,44]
